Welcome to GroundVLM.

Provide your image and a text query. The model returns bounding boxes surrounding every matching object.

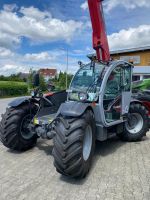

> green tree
[9,74,23,82]
[39,75,47,91]
[0,73,24,82]
[28,68,36,88]
[53,72,73,90]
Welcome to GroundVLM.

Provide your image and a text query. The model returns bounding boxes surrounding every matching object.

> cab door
[103,64,132,124]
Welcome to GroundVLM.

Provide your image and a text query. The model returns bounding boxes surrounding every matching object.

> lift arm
[88,0,110,62]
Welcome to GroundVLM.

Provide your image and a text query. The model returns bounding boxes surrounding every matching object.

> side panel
[57,101,91,117]
[46,90,67,106]
[121,92,132,115]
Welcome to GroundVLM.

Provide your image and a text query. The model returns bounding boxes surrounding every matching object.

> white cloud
[104,0,150,12]
[4,64,20,70]
[24,52,55,62]
[80,1,88,10]
[0,47,14,57]
[0,49,82,76]
[81,0,150,12]
[108,24,150,50]
[2,23,150,75]
[0,6,82,48]
[0,64,26,76]
[20,6,51,20]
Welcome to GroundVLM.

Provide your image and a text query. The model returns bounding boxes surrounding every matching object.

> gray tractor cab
[58,60,132,135]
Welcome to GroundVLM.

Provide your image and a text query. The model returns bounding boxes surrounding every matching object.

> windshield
[69,63,105,102]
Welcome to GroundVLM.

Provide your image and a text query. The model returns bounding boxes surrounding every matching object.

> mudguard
[57,101,91,117]
[130,98,142,105]
[9,96,31,107]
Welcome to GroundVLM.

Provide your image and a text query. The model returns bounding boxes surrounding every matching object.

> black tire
[119,104,149,141]
[52,110,95,178]
[0,104,38,151]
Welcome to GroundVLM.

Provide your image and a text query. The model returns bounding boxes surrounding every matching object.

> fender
[8,96,37,107]
[57,101,92,117]
[130,98,142,105]
[130,98,150,109]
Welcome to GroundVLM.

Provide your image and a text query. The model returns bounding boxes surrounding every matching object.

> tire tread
[53,110,95,178]
[0,104,37,151]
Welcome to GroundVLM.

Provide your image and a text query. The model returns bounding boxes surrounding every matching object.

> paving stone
[0,98,150,200]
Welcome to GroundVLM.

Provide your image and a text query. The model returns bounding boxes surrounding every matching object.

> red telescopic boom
[88,0,110,62]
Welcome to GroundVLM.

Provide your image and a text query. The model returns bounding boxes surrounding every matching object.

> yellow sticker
[33,117,39,125]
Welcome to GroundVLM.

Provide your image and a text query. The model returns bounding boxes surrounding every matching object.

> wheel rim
[125,113,144,134]
[83,125,92,161]
[20,114,34,140]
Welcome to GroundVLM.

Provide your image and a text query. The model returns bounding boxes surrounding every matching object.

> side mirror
[33,73,40,87]
[78,61,85,68]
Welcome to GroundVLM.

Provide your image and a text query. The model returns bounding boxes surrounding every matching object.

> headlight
[78,92,88,101]
[31,91,35,97]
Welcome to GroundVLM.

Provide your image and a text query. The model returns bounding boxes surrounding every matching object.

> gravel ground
[0,98,150,200]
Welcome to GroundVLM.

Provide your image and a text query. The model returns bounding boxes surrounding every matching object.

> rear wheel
[119,104,149,141]
[52,110,95,178]
[0,104,38,151]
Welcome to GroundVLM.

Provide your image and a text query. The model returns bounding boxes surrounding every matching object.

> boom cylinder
[88,0,110,62]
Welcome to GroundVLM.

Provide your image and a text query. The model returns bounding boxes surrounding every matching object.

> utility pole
[60,47,69,90]
[66,49,69,90]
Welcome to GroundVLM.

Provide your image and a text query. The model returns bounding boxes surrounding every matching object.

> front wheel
[119,104,149,141]
[0,104,38,151]
[52,110,95,178]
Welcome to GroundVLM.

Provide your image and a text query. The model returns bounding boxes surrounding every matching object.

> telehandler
[0,0,150,178]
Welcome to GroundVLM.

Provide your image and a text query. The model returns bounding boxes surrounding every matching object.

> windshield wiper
[86,77,101,93]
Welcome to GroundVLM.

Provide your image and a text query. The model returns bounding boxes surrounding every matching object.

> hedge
[0,81,28,97]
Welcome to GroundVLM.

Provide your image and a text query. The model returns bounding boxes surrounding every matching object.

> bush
[0,81,28,97]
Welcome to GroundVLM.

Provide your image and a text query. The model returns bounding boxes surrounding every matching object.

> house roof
[111,46,150,55]
[39,68,57,76]
[87,46,150,59]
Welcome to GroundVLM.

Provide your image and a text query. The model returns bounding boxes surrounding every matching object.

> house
[110,46,150,66]
[39,68,57,82]
[133,67,150,81]
[88,46,150,81]
[111,46,150,81]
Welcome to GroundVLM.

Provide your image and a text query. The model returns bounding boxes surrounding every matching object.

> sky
[0,0,150,75]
